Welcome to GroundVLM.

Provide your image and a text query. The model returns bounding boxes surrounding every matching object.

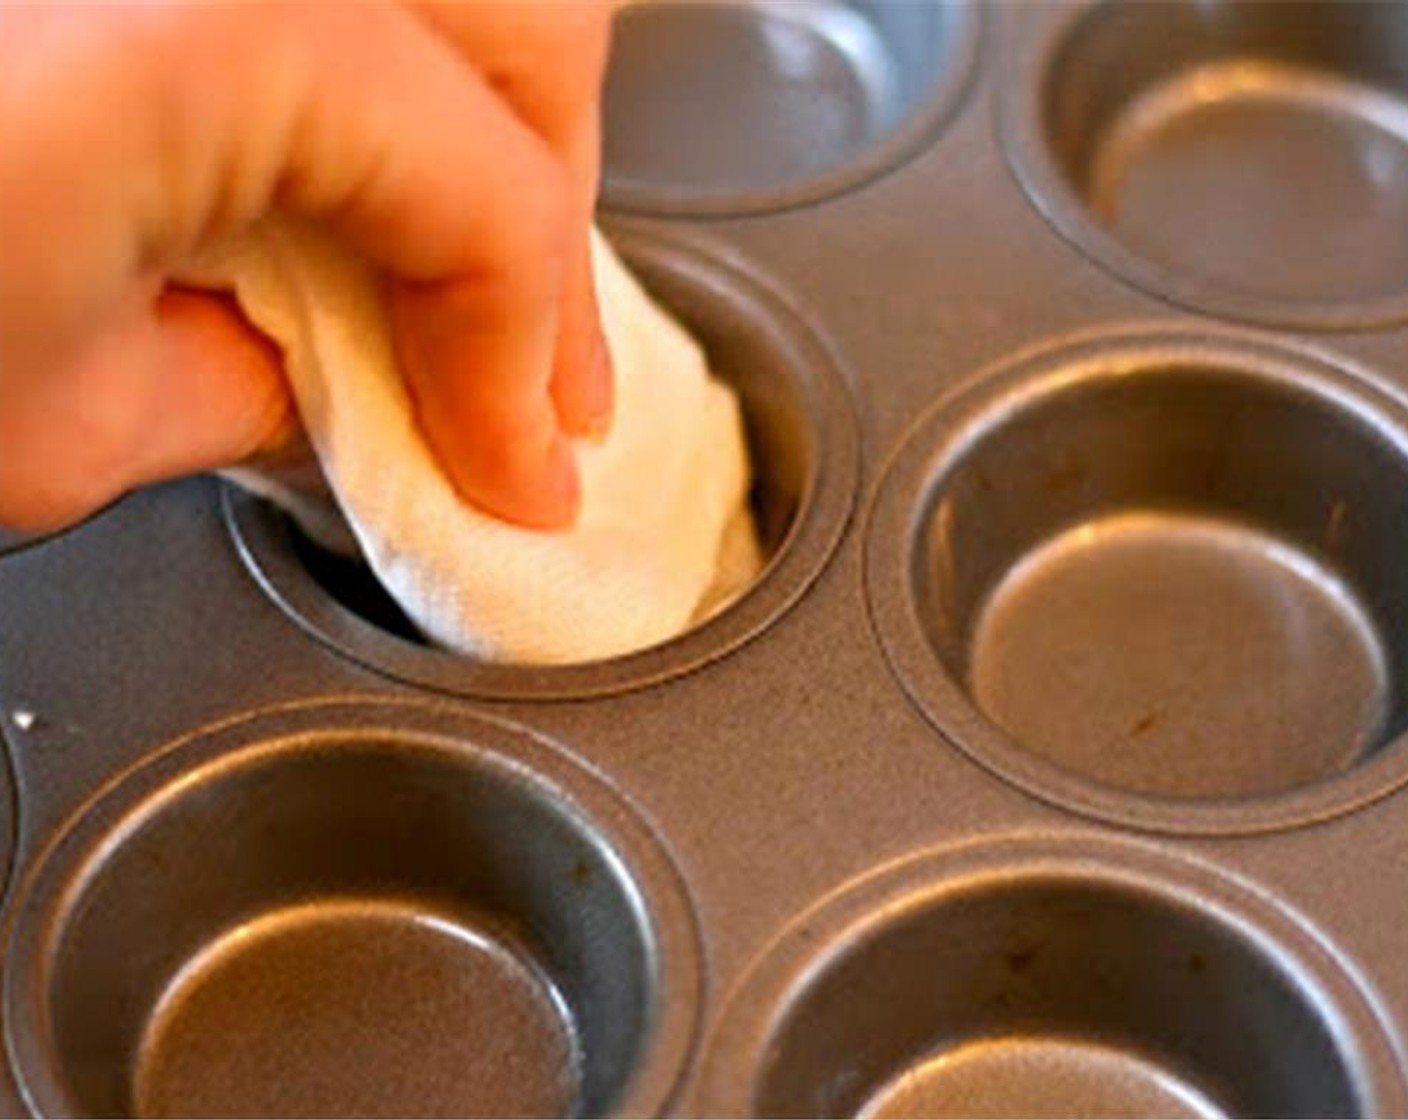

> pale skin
[0,0,615,534]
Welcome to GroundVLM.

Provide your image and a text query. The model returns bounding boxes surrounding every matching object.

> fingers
[221,3,584,526]
[255,2,594,526]
[0,289,291,532]
[409,0,616,439]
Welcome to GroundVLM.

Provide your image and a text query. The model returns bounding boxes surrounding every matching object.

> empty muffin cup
[696,836,1405,1118]
[1003,0,1408,327]
[601,0,980,215]
[867,330,1408,833]
[2,700,700,1118]
[226,229,858,699]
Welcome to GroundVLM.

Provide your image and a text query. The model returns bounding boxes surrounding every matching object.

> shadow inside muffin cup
[1005,0,1408,326]
[225,231,857,699]
[3,703,699,1118]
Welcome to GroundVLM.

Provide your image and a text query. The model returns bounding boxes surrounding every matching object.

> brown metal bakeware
[8,1,1408,1116]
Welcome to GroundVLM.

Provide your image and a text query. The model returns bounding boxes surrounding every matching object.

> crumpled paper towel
[192,221,760,664]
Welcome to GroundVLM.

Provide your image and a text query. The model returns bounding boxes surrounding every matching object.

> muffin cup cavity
[225,230,857,699]
[867,329,1408,833]
[697,836,1406,1117]
[2,700,700,1118]
[1003,0,1408,328]
[602,0,980,215]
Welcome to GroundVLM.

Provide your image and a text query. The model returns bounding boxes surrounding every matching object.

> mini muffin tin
[6,1,1408,1116]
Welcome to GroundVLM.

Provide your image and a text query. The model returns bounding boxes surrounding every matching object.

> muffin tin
[6,1,1408,1115]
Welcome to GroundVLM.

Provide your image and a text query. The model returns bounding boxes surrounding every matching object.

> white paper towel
[195,221,760,664]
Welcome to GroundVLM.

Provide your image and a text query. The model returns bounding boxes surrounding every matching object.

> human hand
[0,0,614,534]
